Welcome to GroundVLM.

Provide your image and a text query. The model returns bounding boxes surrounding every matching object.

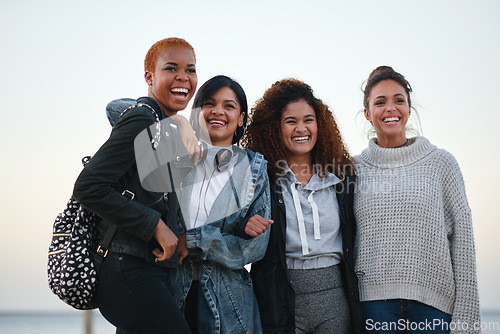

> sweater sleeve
[441,151,480,332]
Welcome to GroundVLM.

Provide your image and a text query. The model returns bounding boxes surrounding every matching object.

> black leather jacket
[250,173,361,334]
[73,97,192,267]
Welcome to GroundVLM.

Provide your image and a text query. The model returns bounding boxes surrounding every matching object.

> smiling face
[201,87,245,147]
[364,79,410,147]
[145,48,197,117]
[280,99,318,160]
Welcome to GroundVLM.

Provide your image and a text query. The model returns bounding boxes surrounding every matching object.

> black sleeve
[73,106,161,242]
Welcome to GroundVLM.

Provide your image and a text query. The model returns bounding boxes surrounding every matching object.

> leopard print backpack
[47,157,119,310]
[47,101,160,309]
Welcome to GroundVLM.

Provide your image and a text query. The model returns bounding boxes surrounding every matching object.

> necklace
[391,138,409,148]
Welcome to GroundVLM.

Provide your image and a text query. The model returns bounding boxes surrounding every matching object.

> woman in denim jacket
[169,75,272,334]
[73,38,200,334]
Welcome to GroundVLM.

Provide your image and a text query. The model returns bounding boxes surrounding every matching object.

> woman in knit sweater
[354,66,480,333]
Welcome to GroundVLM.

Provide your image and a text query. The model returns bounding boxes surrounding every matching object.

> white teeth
[171,88,188,94]
[293,136,309,142]
[383,117,399,123]
[209,120,225,125]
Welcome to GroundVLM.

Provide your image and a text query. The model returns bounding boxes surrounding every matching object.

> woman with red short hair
[74,37,197,334]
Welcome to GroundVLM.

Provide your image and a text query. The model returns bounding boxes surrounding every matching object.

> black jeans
[95,252,191,334]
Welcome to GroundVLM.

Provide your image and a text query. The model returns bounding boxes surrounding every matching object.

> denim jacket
[167,148,271,334]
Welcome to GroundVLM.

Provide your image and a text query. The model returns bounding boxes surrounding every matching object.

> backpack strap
[93,189,134,271]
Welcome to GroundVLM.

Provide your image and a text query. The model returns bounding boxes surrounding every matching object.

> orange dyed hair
[242,78,353,179]
[144,37,196,73]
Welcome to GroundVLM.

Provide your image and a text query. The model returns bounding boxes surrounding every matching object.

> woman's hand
[152,219,178,262]
[170,115,203,165]
[245,215,273,237]
[177,234,188,265]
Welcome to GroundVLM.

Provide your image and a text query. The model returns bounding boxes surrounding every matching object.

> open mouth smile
[383,116,400,124]
[171,87,189,99]
[293,136,310,142]
[207,118,227,127]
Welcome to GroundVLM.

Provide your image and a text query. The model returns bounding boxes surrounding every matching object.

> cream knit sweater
[354,136,480,331]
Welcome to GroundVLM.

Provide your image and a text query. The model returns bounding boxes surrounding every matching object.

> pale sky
[1,0,499,313]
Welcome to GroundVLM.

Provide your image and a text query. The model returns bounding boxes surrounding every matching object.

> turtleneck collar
[358,136,437,169]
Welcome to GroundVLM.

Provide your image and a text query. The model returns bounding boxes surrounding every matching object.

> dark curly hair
[242,78,353,179]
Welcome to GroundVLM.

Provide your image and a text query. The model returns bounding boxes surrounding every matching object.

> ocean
[0,311,499,333]
[0,311,113,334]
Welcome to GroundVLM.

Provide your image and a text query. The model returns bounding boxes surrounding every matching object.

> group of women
[73,37,480,333]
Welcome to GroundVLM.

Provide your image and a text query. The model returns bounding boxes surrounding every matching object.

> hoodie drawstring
[291,184,322,255]
[308,191,321,240]
[291,183,308,255]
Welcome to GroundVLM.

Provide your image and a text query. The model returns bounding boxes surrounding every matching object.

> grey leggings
[289,264,351,334]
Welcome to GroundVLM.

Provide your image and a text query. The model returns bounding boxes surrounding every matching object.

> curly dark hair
[242,78,353,179]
